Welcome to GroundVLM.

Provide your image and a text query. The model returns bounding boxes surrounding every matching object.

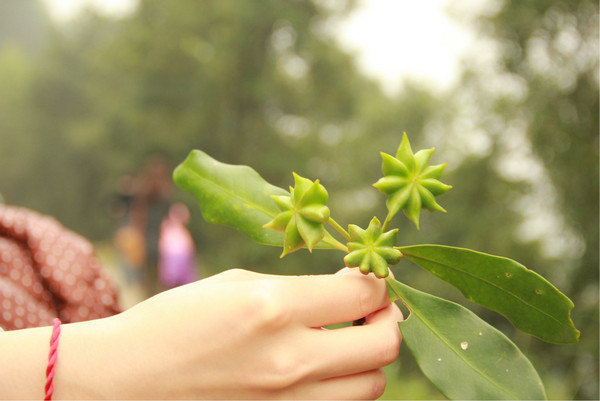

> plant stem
[382,212,393,231]
[322,231,349,253]
[328,218,351,241]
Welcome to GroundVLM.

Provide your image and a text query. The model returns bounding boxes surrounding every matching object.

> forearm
[0,268,402,400]
[0,324,51,399]
[0,315,135,399]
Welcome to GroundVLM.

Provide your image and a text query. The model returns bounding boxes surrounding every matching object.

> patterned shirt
[0,205,121,330]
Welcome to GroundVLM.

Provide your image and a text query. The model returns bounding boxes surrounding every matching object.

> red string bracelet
[44,318,61,401]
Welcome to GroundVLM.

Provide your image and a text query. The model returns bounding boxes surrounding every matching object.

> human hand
[57,268,403,399]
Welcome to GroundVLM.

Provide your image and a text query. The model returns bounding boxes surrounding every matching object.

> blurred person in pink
[158,203,198,289]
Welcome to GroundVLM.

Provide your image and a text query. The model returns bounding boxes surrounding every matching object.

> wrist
[52,314,135,399]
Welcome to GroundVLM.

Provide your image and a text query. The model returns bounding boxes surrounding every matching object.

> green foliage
[400,245,579,344]
[173,150,289,246]
[447,1,599,397]
[174,135,577,399]
[386,278,546,400]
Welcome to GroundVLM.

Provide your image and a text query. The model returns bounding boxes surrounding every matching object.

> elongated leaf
[386,277,547,400]
[173,150,289,245]
[399,245,579,344]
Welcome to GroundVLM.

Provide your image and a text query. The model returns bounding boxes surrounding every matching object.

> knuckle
[225,268,246,277]
[249,281,292,329]
[260,351,304,390]
[222,268,252,280]
[368,369,387,399]
[357,288,373,318]
[343,273,383,318]
[378,330,401,366]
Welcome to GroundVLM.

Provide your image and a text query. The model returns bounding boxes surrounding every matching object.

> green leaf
[173,150,289,246]
[386,277,547,400]
[399,245,579,344]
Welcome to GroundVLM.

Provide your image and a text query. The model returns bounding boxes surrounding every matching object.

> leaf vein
[389,285,518,399]
[187,167,281,218]
[403,251,565,328]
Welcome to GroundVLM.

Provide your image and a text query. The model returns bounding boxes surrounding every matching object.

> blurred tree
[443,0,599,398]
[1,0,375,240]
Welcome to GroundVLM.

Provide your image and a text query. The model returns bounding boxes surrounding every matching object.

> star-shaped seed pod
[344,217,402,278]
[373,133,452,229]
[263,173,330,257]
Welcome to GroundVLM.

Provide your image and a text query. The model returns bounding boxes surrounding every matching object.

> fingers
[303,303,403,380]
[282,270,390,327]
[289,369,387,400]
[365,300,403,325]
[205,267,390,328]
[202,268,267,284]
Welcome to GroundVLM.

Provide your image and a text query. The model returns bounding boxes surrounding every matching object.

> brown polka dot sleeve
[0,205,122,331]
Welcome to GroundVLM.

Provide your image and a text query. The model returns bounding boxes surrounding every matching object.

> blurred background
[0,0,597,398]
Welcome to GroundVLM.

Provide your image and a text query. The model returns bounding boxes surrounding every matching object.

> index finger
[284,268,390,327]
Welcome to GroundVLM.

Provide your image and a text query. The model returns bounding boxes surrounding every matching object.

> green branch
[328,217,351,241]
[322,231,349,253]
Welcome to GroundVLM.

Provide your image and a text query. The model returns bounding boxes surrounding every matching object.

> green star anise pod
[343,216,402,278]
[373,133,452,229]
[263,173,330,257]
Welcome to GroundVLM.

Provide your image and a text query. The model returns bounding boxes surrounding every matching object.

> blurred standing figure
[130,155,173,297]
[158,203,198,289]
[112,174,145,286]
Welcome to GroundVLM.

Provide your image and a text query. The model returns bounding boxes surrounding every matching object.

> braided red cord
[44,318,61,401]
